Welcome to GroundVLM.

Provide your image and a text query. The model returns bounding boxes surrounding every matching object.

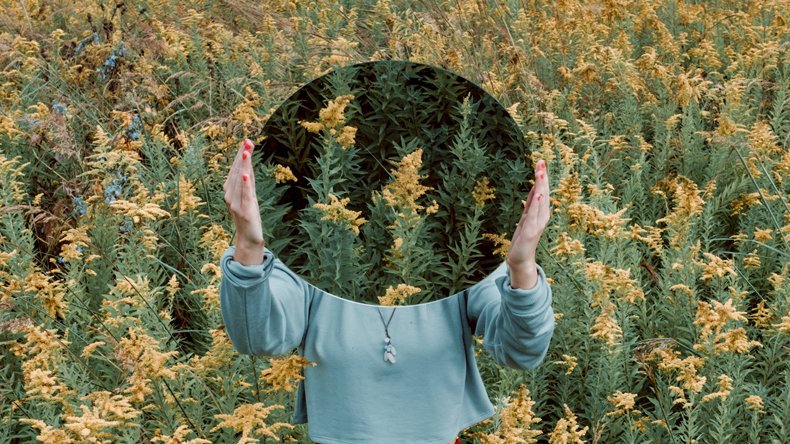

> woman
[220,138,554,444]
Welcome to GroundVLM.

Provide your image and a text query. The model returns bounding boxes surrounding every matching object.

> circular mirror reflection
[257,60,533,304]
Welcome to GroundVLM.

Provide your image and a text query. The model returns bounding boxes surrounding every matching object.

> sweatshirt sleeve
[219,245,313,357]
[466,262,554,369]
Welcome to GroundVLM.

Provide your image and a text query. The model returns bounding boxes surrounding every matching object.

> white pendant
[384,342,397,364]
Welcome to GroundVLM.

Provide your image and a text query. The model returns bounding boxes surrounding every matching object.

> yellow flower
[378,284,422,306]
[775,312,790,334]
[750,300,774,328]
[479,385,542,444]
[743,249,761,269]
[745,395,765,413]
[272,164,298,183]
[698,252,737,282]
[172,174,205,214]
[482,233,511,259]
[313,193,367,235]
[553,354,578,375]
[548,404,588,444]
[472,177,496,207]
[260,354,317,393]
[701,374,733,403]
[693,298,747,339]
[335,125,357,148]
[152,425,212,444]
[713,328,762,353]
[211,402,293,442]
[551,231,585,257]
[381,148,433,214]
[753,228,773,242]
[606,391,638,416]
[591,303,622,347]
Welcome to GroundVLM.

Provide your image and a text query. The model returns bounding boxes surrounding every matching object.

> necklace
[377,307,398,364]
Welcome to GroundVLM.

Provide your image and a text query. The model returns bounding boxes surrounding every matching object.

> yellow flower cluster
[173,174,205,214]
[590,304,622,347]
[260,354,317,393]
[478,385,542,444]
[113,328,179,403]
[378,283,422,306]
[548,404,588,444]
[482,233,511,259]
[553,354,578,375]
[188,329,235,376]
[298,94,358,148]
[472,177,496,207]
[381,148,433,214]
[584,261,645,306]
[701,374,733,403]
[211,402,293,442]
[550,231,586,259]
[272,164,298,183]
[312,193,367,235]
[566,202,631,239]
[606,391,638,417]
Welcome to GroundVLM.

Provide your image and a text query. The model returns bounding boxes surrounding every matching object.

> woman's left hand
[506,159,551,289]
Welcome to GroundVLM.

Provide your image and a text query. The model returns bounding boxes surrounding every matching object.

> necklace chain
[377,307,396,337]
[377,307,398,364]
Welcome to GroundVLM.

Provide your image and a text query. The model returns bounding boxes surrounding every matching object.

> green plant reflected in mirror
[256,60,534,305]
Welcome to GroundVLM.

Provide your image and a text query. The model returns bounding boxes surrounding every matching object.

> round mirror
[256,60,533,305]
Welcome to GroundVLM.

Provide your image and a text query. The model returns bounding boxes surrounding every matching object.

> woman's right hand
[223,138,265,265]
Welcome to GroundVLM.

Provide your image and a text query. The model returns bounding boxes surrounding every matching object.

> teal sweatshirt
[219,245,554,444]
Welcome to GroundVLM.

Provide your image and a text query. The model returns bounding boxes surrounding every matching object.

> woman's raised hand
[506,159,551,289]
[223,138,265,265]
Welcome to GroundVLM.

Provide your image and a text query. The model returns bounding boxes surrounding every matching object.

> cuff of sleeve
[220,245,276,288]
[495,263,551,315]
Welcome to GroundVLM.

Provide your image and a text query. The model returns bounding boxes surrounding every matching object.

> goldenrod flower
[378,283,421,306]
[189,329,235,376]
[693,298,747,339]
[701,374,733,403]
[745,395,765,413]
[591,304,622,347]
[551,232,585,258]
[713,328,762,353]
[548,404,588,444]
[211,402,293,442]
[260,354,317,393]
[482,233,511,259]
[152,425,212,444]
[606,391,638,416]
[479,385,542,444]
[313,193,367,235]
[381,148,433,214]
[553,354,578,375]
[472,177,496,207]
[698,252,737,282]
[272,164,298,183]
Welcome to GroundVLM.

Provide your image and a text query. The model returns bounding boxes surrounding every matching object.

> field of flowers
[1,0,789,442]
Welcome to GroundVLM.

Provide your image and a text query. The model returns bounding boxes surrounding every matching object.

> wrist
[233,240,266,266]
[507,260,538,290]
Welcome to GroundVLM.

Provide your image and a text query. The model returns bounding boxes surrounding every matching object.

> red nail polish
[243,139,254,151]
[539,172,544,179]
[538,194,542,201]
[242,174,248,182]
[242,151,248,160]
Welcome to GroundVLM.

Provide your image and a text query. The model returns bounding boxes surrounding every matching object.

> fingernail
[539,172,545,179]
[242,174,248,182]
[242,151,248,160]
[243,139,254,151]
[538,194,542,201]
